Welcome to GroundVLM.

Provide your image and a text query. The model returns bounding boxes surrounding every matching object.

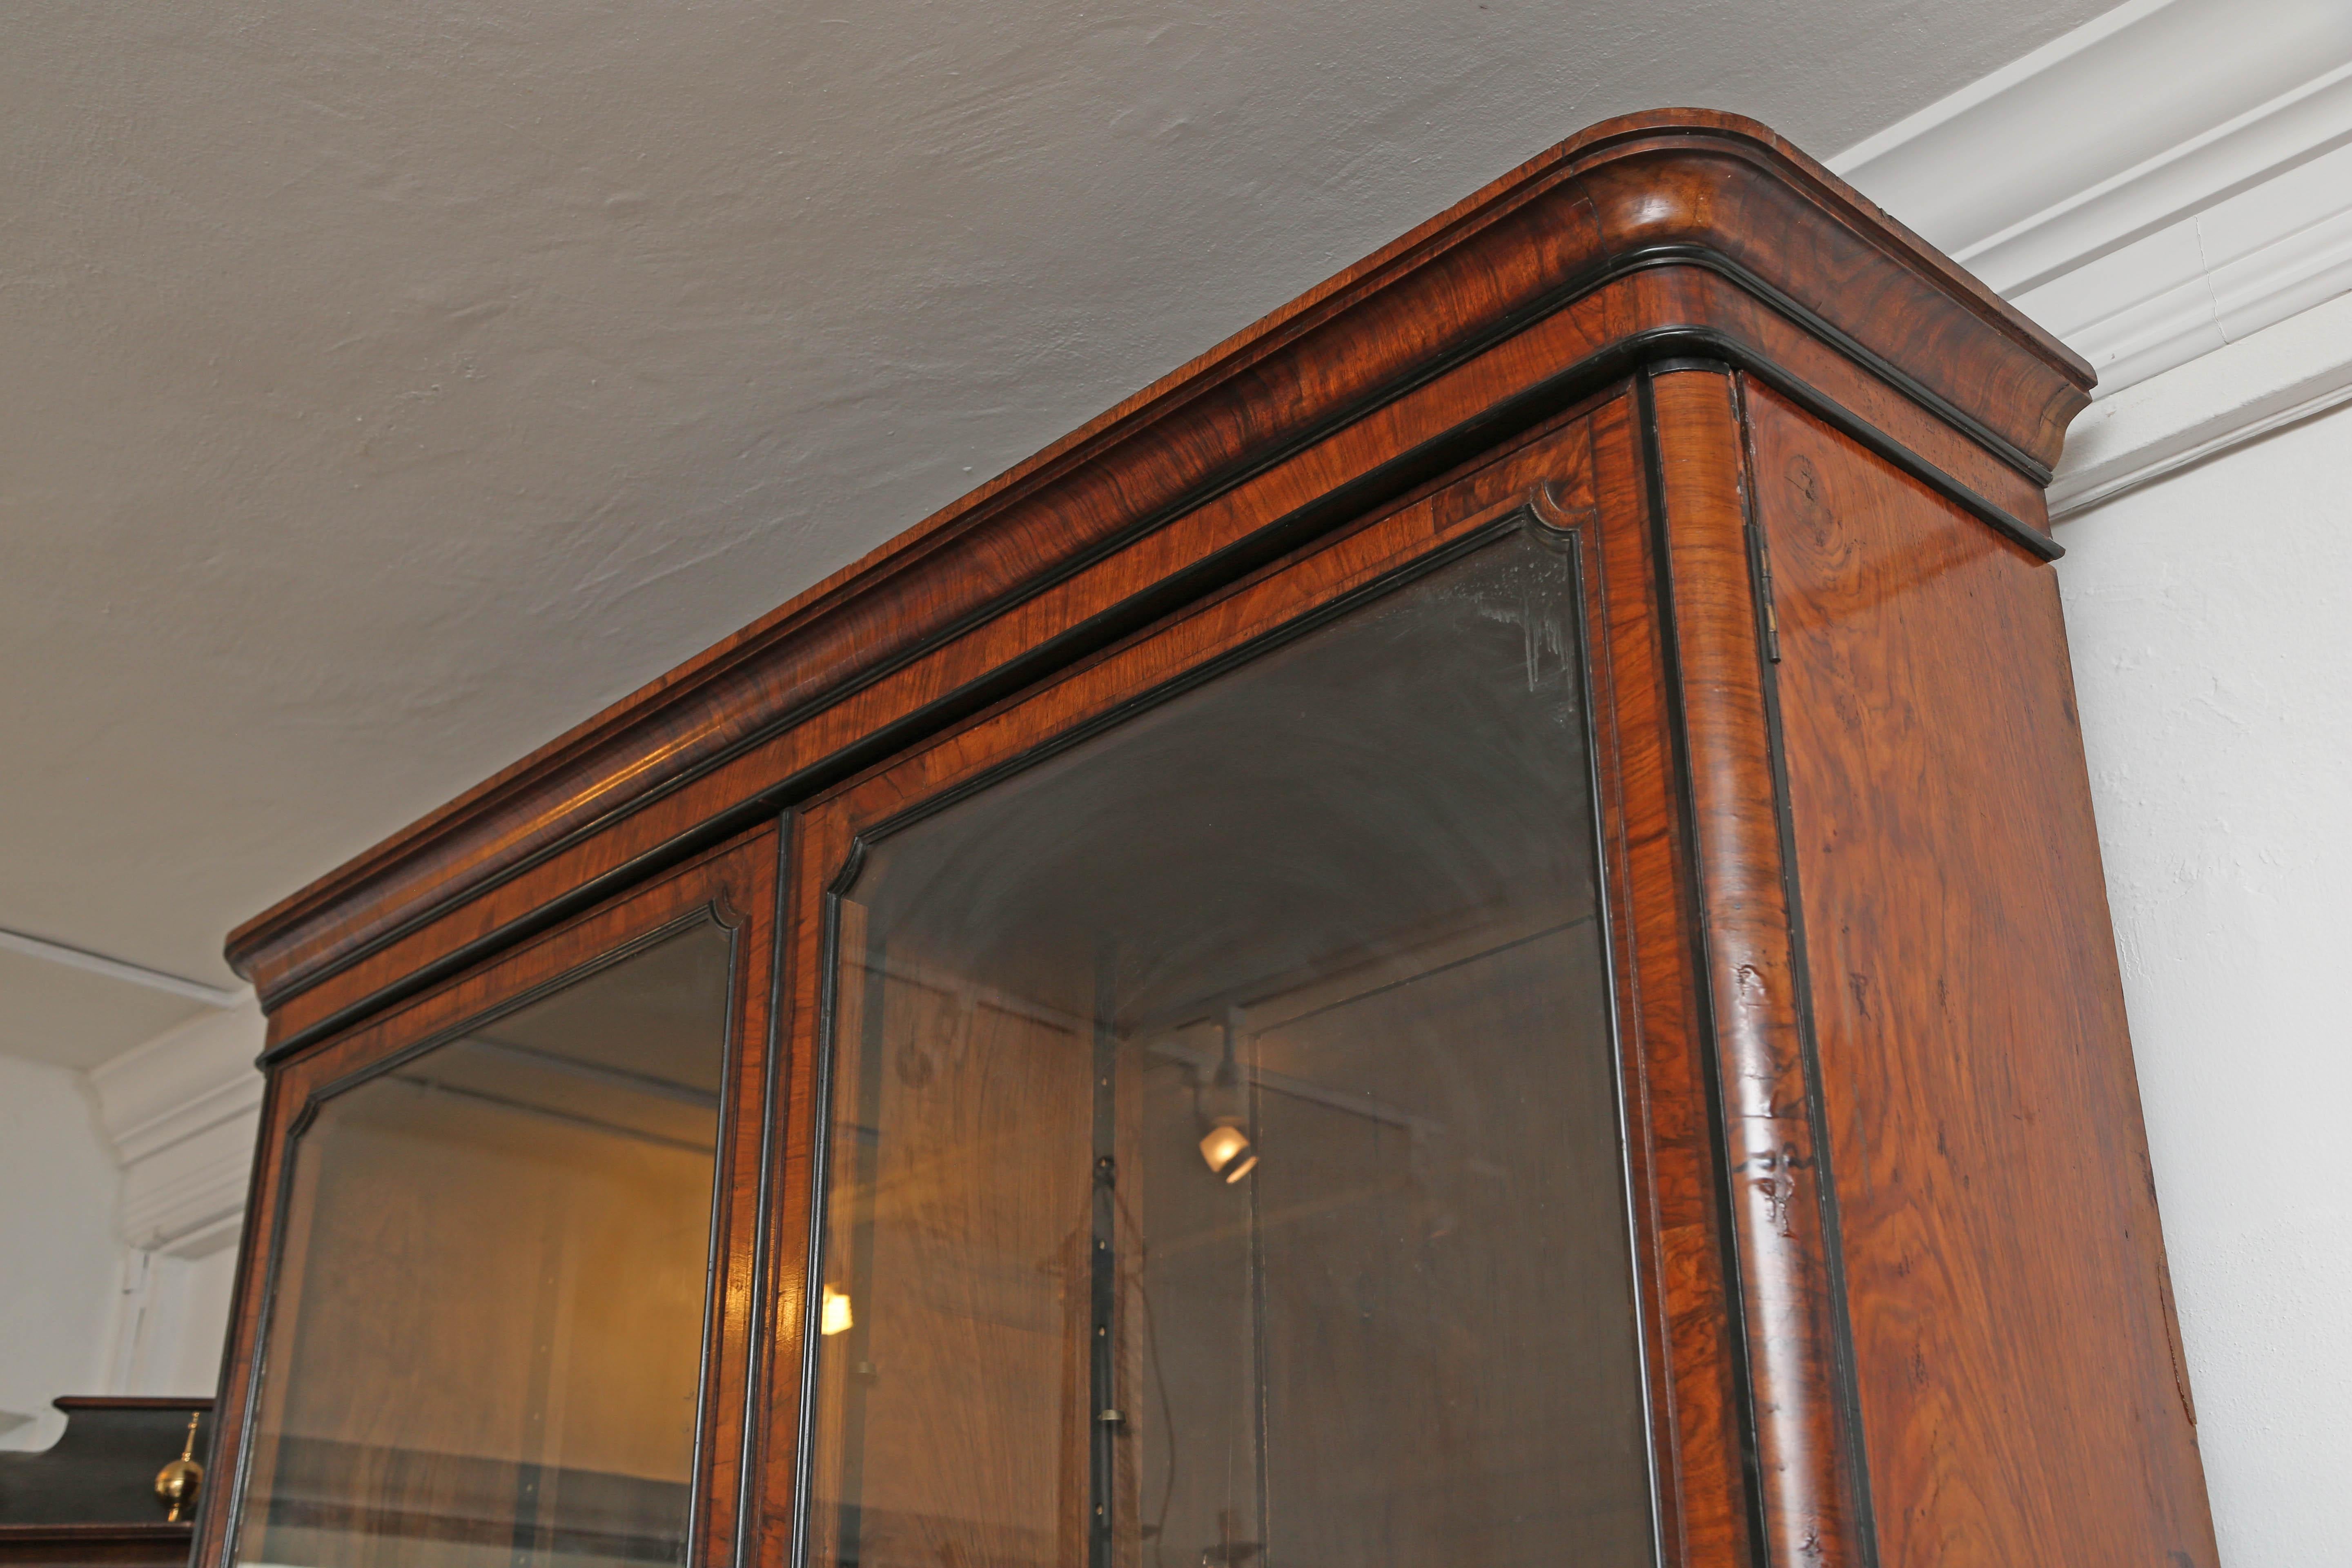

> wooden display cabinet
[198,111,2219,1568]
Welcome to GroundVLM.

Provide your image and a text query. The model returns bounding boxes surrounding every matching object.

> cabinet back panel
[1745,382,2215,1567]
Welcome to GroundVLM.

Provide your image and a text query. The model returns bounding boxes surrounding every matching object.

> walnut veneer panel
[1746,382,2216,1567]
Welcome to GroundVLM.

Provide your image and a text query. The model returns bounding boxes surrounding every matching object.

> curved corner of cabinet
[1628,357,2220,1568]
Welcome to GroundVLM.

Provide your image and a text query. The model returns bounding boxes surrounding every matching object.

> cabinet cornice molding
[225,108,2090,1023]
[88,1000,266,1254]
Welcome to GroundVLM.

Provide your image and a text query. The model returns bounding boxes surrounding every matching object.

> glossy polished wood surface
[1744,381,2216,1567]
[226,110,2092,1036]
[1648,369,1868,1568]
[1581,394,1750,1568]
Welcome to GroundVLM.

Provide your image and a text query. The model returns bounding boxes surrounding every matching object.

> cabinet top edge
[227,108,2087,1005]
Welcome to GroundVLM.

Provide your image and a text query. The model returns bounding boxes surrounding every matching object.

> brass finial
[154,1411,203,1523]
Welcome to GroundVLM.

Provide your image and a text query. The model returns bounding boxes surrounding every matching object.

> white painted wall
[2056,394,2352,1568]
[107,1243,244,1401]
[0,1056,122,1450]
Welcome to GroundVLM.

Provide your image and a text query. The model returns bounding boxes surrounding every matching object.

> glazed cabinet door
[200,829,780,1568]
[758,395,1751,1568]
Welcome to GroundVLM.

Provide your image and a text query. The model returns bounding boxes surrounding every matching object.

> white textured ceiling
[0,0,2112,1067]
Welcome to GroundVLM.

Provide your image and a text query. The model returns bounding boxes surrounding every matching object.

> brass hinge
[1747,522,1782,664]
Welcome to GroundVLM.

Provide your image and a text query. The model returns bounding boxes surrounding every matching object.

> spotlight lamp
[1198,1119,1256,1183]
[1194,1007,1257,1183]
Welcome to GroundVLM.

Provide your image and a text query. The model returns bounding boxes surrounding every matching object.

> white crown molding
[1833,0,2352,486]
[1832,0,2352,297]
[2049,283,2352,517]
[89,999,265,1161]
[87,1000,266,1254]
[2012,139,2352,397]
[119,1129,259,1257]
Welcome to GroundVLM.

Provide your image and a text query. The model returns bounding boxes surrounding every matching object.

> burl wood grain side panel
[1744,381,2216,1567]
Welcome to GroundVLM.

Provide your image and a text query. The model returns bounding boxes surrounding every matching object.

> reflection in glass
[808,531,1653,1568]
[233,922,733,1568]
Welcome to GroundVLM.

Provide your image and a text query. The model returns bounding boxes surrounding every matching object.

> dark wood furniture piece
[0,1398,212,1566]
[199,111,2218,1568]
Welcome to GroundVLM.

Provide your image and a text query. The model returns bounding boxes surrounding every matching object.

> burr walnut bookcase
[199,111,2219,1568]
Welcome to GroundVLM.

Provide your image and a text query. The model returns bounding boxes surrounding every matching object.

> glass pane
[234,922,733,1568]
[808,530,1652,1568]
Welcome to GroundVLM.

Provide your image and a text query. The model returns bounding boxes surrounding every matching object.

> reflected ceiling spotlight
[1194,1007,1257,1183]
[820,1284,854,1337]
